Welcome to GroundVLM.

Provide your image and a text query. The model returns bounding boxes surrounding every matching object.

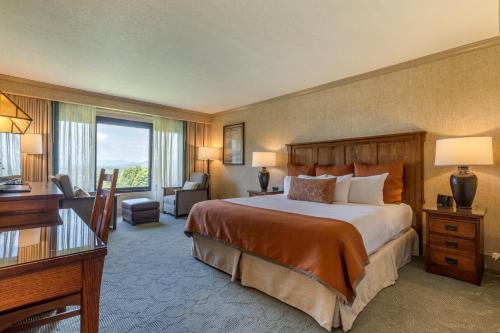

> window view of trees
[116,166,149,188]
[96,117,152,191]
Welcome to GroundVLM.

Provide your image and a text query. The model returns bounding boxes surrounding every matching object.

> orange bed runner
[185,200,369,302]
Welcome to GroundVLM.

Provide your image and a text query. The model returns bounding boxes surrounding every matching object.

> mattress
[225,194,413,255]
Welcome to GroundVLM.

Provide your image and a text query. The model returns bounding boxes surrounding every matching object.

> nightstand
[248,190,284,197]
[424,204,485,285]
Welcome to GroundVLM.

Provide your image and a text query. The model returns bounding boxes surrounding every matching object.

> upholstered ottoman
[122,198,160,225]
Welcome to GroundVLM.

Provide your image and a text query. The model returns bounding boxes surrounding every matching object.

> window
[96,117,152,192]
[0,133,21,177]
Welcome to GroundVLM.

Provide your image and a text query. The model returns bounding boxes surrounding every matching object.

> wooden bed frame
[286,131,426,247]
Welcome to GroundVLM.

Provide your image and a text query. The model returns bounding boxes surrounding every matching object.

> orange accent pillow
[287,177,337,204]
[354,160,404,204]
[287,164,316,176]
[315,163,354,176]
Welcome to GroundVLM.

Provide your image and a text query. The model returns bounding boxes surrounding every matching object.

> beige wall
[211,45,500,255]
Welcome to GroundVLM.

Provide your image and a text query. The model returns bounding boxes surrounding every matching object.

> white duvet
[224,194,413,255]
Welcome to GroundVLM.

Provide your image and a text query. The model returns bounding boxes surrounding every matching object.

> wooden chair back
[90,168,119,243]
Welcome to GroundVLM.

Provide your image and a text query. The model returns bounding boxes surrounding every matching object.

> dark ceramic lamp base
[450,166,477,209]
[258,167,270,192]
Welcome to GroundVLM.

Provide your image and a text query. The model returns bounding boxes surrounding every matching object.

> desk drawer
[429,234,475,256]
[0,263,82,312]
[429,247,476,273]
[428,216,476,239]
[0,199,58,215]
[0,198,60,228]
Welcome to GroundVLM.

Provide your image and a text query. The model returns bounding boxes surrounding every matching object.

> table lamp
[20,133,42,183]
[197,147,219,200]
[252,152,276,192]
[435,136,493,208]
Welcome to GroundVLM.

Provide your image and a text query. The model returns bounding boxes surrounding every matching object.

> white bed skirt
[192,228,419,332]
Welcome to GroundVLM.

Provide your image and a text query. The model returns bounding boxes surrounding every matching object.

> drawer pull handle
[445,257,458,266]
[445,241,458,249]
[444,224,458,232]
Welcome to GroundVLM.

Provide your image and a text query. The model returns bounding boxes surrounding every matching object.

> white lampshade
[21,133,43,154]
[435,137,493,166]
[252,152,276,167]
[197,146,219,161]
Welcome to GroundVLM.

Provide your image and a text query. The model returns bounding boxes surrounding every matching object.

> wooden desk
[0,209,107,332]
[0,182,63,229]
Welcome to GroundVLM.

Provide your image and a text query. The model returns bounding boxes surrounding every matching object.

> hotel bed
[186,131,426,331]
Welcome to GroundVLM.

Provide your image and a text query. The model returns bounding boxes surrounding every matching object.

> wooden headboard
[286,131,426,238]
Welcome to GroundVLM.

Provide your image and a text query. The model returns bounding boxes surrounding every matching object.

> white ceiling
[0,1,498,113]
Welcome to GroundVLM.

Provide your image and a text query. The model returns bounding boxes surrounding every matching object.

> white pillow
[284,174,352,203]
[182,181,199,190]
[325,174,353,203]
[284,176,292,195]
[313,174,352,203]
[348,173,388,205]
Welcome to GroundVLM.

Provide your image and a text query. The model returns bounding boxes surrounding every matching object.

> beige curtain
[8,95,52,182]
[153,116,185,204]
[185,122,211,179]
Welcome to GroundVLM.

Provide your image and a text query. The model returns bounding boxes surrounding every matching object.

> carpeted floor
[32,214,500,333]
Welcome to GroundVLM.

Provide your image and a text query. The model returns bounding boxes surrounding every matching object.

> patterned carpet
[30,214,500,333]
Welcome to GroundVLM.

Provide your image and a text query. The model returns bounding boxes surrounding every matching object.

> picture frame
[223,122,245,165]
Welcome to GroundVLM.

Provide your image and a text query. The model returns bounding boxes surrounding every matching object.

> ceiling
[0,1,498,113]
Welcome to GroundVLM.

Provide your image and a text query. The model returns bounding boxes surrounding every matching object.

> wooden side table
[248,190,284,197]
[423,204,485,285]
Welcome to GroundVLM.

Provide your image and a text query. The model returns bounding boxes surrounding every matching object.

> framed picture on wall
[223,122,245,165]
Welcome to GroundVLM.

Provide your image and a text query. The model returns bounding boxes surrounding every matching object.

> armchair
[49,174,118,229]
[163,172,209,218]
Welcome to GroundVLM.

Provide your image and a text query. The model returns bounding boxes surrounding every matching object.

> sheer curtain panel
[152,116,184,204]
[57,102,96,191]
[0,133,21,177]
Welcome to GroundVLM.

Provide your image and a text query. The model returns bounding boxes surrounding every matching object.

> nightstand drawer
[428,216,475,239]
[429,234,475,255]
[429,247,476,272]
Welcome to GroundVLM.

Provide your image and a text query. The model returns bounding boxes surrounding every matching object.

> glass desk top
[0,209,105,269]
